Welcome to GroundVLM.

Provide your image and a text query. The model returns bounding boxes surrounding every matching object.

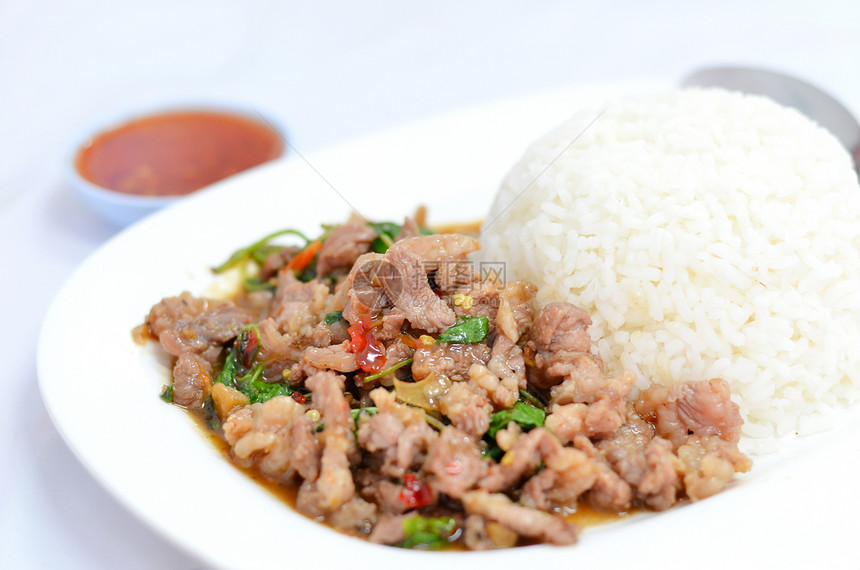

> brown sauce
[75,109,284,196]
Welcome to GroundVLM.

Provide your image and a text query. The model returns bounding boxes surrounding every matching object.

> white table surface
[2,1,859,568]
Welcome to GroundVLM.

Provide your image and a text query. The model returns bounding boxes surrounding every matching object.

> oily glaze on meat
[139,213,751,550]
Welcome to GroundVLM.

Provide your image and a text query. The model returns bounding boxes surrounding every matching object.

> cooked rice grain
[481,88,860,439]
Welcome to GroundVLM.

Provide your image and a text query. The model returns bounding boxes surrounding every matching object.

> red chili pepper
[239,327,260,369]
[286,239,323,272]
[290,392,306,404]
[347,314,387,373]
[399,473,433,509]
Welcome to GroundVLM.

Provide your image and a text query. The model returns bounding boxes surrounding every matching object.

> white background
[1,1,859,568]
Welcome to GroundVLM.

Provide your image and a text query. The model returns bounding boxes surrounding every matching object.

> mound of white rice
[481,88,860,439]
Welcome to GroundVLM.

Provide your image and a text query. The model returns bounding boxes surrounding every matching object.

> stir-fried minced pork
[438,382,492,438]
[269,272,330,336]
[172,352,212,409]
[305,370,355,511]
[461,491,579,546]
[141,214,753,550]
[527,302,593,389]
[425,426,487,498]
[314,215,378,278]
[677,435,752,501]
[634,378,744,448]
[357,388,437,478]
[387,233,479,266]
[384,247,457,332]
[544,355,636,441]
[222,395,321,482]
[145,292,252,363]
[469,363,518,410]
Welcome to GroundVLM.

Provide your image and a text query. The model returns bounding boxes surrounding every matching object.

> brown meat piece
[549,355,635,406]
[479,428,560,492]
[637,437,682,511]
[384,248,456,333]
[257,318,302,364]
[634,378,744,448]
[222,395,321,483]
[394,217,420,242]
[574,436,634,513]
[369,514,409,545]
[301,341,359,373]
[677,435,752,501]
[425,426,487,498]
[433,259,478,292]
[527,302,593,389]
[412,342,491,381]
[145,292,213,337]
[498,281,537,340]
[520,444,599,511]
[358,411,404,452]
[356,388,437,477]
[437,382,492,438]
[327,496,377,535]
[461,491,578,546]
[597,420,655,483]
[595,421,682,511]
[468,363,518,410]
[306,370,355,511]
[341,236,473,333]
[462,515,519,550]
[387,233,479,264]
[268,272,330,336]
[375,308,408,341]
[486,334,527,395]
[171,352,212,409]
[315,216,377,278]
[340,253,391,322]
[356,470,410,515]
[544,356,635,441]
[146,293,252,363]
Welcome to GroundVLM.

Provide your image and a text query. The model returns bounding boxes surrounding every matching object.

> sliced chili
[286,239,322,272]
[347,314,387,373]
[399,473,433,509]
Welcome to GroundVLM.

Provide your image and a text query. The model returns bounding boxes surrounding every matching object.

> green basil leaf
[324,311,345,325]
[160,383,174,403]
[436,316,489,344]
[369,221,401,253]
[488,401,546,438]
[214,348,239,388]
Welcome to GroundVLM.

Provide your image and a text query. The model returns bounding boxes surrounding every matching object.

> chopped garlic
[419,334,435,346]
[452,293,475,310]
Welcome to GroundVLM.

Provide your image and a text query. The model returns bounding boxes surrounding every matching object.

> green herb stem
[213,228,310,273]
[363,357,413,382]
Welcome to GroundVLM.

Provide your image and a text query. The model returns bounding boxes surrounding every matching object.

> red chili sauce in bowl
[75,110,285,197]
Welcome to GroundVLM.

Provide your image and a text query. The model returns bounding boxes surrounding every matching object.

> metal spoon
[682,66,860,172]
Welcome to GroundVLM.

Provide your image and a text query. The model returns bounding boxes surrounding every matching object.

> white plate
[38,82,860,570]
